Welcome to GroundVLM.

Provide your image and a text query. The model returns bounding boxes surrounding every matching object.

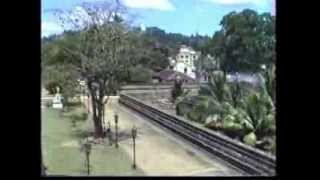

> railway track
[119,94,276,176]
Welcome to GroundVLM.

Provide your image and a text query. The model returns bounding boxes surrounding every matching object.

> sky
[42,0,275,37]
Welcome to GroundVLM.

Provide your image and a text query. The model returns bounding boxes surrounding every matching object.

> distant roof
[226,73,263,85]
[153,70,195,82]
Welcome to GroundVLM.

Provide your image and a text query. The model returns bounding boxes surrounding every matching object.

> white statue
[52,86,63,109]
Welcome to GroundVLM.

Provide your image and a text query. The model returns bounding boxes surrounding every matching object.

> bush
[185,96,213,123]
[222,114,246,138]
[70,112,88,122]
[129,65,152,83]
[171,78,183,102]
[45,81,59,94]
[81,112,88,120]
[45,101,52,107]
[243,132,257,146]
[176,100,192,116]
[204,115,223,130]
[65,101,82,107]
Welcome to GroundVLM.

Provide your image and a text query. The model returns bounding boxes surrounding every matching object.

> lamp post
[41,154,47,176]
[107,121,112,146]
[260,64,267,86]
[114,112,119,148]
[87,92,90,114]
[82,139,92,175]
[131,126,137,169]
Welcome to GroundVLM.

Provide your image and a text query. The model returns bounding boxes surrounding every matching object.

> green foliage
[180,68,275,153]
[243,132,257,146]
[208,9,275,73]
[46,101,53,108]
[42,39,80,101]
[176,99,192,117]
[45,81,59,95]
[171,78,184,103]
[203,71,230,103]
[70,112,88,122]
[129,65,152,83]
[263,63,276,104]
[240,90,275,138]
[186,96,210,123]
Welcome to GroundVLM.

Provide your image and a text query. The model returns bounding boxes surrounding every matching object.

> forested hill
[42,26,210,53]
[143,26,210,51]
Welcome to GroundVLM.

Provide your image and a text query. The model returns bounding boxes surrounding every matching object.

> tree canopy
[208,9,275,73]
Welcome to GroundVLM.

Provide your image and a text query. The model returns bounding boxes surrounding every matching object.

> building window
[181,55,184,59]
[186,55,188,59]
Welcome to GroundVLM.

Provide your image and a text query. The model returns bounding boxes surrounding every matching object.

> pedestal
[53,103,63,109]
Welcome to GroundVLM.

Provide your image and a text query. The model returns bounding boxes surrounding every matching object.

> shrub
[45,81,60,95]
[171,78,183,103]
[65,101,82,107]
[186,96,214,123]
[81,112,88,120]
[129,65,152,83]
[176,101,192,116]
[70,112,88,122]
[45,101,52,108]
[204,115,223,130]
[243,132,257,146]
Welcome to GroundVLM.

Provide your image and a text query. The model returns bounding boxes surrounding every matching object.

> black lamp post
[83,139,92,175]
[87,92,90,114]
[114,112,119,148]
[131,126,137,169]
[107,121,112,146]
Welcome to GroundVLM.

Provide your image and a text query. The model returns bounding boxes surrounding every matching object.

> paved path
[101,97,241,176]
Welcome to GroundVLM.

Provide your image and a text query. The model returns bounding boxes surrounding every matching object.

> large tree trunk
[88,85,104,138]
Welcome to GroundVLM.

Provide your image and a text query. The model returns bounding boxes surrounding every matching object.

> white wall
[172,46,199,79]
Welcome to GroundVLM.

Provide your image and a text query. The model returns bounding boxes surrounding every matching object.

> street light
[87,92,90,114]
[82,139,92,175]
[131,126,137,169]
[107,121,112,146]
[114,112,119,148]
[78,79,86,106]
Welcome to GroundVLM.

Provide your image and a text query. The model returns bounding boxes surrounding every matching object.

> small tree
[171,76,183,103]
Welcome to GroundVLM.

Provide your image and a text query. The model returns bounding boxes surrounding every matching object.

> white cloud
[271,0,275,15]
[204,0,270,6]
[121,0,174,11]
[41,21,63,37]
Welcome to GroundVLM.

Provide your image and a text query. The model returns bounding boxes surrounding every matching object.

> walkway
[102,97,241,176]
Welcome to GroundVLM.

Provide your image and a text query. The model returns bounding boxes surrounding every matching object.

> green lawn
[41,107,144,176]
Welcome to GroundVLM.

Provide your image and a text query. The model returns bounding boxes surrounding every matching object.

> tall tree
[209,9,275,73]
[54,0,134,138]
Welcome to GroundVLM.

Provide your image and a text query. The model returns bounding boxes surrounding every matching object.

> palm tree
[205,71,229,103]
[240,90,275,139]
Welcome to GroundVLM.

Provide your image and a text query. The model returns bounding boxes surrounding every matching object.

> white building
[169,45,200,79]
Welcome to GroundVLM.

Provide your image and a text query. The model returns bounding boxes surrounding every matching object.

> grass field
[41,106,144,176]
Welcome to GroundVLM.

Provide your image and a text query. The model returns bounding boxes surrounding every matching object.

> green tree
[209,9,275,73]
[52,0,135,138]
[129,65,152,83]
[42,36,80,100]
